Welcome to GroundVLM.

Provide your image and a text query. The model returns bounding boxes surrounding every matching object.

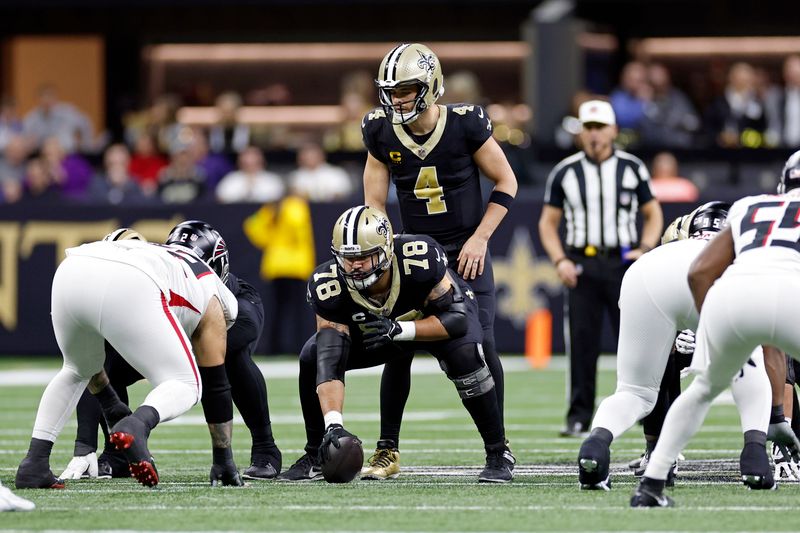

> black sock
[588,427,613,446]
[645,438,658,453]
[74,389,101,456]
[744,429,767,447]
[482,337,505,426]
[27,438,54,461]
[249,424,277,457]
[379,355,412,448]
[132,406,160,432]
[94,384,132,428]
[641,476,665,491]
[462,392,505,446]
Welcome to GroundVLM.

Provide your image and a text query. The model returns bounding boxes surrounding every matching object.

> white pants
[645,272,800,480]
[32,256,201,442]
[592,269,769,440]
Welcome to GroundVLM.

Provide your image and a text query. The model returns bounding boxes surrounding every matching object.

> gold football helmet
[375,43,445,125]
[331,206,394,290]
[103,228,146,242]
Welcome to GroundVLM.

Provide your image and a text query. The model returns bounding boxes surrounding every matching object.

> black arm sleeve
[316,328,351,386]
[423,282,468,339]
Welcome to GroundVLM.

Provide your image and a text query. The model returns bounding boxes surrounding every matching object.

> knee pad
[449,365,495,399]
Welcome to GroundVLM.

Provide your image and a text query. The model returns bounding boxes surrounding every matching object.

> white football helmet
[331,206,393,290]
[103,228,146,242]
[375,43,445,125]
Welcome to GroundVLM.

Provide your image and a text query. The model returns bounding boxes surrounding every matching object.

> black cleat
[740,442,777,490]
[242,462,279,480]
[630,484,674,507]
[275,453,323,482]
[109,415,158,487]
[97,448,130,479]
[578,437,611,491]
[15,457,65,489]
[479,446,515,483]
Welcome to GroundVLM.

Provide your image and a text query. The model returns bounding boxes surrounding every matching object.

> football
[321,435,364,483]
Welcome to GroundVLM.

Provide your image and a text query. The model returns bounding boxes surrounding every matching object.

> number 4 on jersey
[414,166,448,214]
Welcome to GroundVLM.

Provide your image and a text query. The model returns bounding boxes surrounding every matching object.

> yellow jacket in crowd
[243,195,316,281]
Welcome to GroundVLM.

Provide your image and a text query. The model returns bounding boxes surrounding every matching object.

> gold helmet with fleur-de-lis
[331,206,394,290]
[375,43,445,125]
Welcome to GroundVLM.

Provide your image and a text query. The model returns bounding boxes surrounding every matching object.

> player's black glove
[768,419,800,463]
[362,315,404,350]
[319,424,356,463]
[210,462,244,486]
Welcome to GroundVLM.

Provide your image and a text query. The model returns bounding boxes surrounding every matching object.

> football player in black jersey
[276,206,514,483]
[59,224,282,485]
[361,43,517,479]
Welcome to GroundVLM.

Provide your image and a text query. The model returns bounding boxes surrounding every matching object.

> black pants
[565,253,629,427]
[264,278,315,355]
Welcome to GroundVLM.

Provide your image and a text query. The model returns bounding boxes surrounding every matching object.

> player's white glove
[675,329,696,355]
[60,452,99,480]
[0,481,35,512]
[772,442,800,482]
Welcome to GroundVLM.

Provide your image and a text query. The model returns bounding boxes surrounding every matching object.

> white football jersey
[620,237,707,331]
[65,240,238,334]
[728,192,800,276]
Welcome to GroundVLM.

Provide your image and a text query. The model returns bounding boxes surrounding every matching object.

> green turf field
[0,356,792,532]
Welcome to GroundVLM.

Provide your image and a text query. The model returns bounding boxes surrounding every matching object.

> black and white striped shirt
[543,150,654,249]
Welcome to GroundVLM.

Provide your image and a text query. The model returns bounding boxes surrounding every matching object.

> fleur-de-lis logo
[376,217,390,237]
[416,51,436,72]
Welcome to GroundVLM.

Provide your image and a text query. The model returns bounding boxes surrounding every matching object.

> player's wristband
[324,410,343,427]
[394,321,416,341]
[489,190,514,210]
[770,404,786,425]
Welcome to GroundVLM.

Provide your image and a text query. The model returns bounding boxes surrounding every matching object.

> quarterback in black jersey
[362,43,517,477]
[276,206,514,483]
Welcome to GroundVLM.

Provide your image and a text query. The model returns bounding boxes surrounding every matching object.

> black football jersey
[362,103,493,245]
[307,234,469,345]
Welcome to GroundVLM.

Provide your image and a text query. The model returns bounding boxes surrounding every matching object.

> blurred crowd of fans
[2,55,799,206]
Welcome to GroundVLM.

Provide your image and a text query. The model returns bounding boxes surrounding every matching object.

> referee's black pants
[564,253,630,428]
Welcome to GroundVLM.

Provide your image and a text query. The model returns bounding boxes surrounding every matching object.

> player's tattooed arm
[208,421,233,449]
[424,271,454,306]
[316,315,350,336]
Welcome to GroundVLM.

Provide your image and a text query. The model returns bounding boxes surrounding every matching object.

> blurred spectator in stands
[288,142,353,202]
[23,84,95,154]
[764,55,800,149]
[209,91,250,156]
[247,83,292,150]
[441,71,485,106]
[555,90,593,149]
[125,94,183,155]
[189,127,233,189]
[86,144,150,206]
[705,62,767,148]
[243,187,316,354]
[19,158,60,204]
[40,136,93,200]
[0,97,24,152]
[157,132,208,204]
[0,135,31,188]
[216,146,285,204]
[610,62,652,135]
[649,151,699,203]
[640,63,700,148]
[128,133,168,195]
[324,72,373,152]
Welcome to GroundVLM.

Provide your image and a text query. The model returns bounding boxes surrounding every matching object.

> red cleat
[110,416,158,488]
[129,460,159,488]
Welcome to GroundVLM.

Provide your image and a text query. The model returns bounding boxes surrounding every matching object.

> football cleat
[60,452,99,480]
[242,461,279,481]
[630,479,674,508]
[559,421,590,438]
[772,443,800,482]
[478,445,515,483]
[98,448,132,479]
[361,440,400,480]
[0,481,35,511]
[275,453,323,482]
[628,452,645,470]
[740,442,777,490]
[109,415,159,488]
[14,457,65,489]
[578,436,611,491]
[633,449,677,487]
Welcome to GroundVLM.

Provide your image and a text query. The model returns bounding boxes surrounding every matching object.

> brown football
[321,435,364,483]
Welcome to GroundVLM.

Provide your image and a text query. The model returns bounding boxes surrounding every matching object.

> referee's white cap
[578,100,616,126]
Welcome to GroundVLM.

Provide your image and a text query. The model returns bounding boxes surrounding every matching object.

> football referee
[538,99,664,438]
